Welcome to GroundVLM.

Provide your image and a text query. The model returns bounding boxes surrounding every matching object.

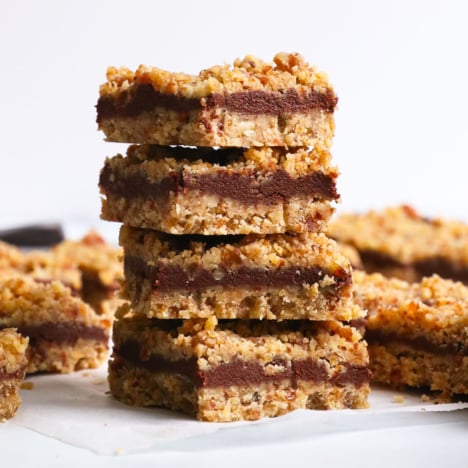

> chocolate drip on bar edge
[97,84,338,121]
[125,255,351,294]
[114,340,371,388]
[100,164,338,206]
[0,323,108,345]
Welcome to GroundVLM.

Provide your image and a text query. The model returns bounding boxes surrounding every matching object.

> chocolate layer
[366,329,466,356]
[0,323,108,346]
[360,249,468,283]
[125,255,351,295]
[115,340,371,388]
[96,84,337,122]
[100,164,338,206]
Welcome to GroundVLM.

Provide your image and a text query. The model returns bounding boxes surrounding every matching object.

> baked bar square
[0,329,28,420]
[353,271,467,396]
[96,53,337,148]
[100,145,339,235]
[108,312,370,421]
[0,231,123,318]
[119,226,362,321]
[328,205,468,283]
[0,274,110,374]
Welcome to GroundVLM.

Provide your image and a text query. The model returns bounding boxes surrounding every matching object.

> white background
[2,0,468,235]
[1,1,468,466]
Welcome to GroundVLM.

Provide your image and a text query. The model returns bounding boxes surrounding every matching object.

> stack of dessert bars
[96,53,370,422]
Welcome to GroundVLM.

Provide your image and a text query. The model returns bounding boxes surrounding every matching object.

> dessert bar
[328,205,468,283]
[0,231,123,317]
[0,329,28,420]
[109,312,371,421]
[120,226,362,321]
[96,53,337,147]
[0,274,110,374]
[353,271,467,396]
[100,145,339,235]
[49,231,123,316]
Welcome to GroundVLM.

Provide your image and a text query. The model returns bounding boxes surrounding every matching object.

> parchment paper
[9,365,467,455]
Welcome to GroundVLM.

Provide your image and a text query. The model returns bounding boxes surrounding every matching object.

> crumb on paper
[82,372,90,377]
[20,382,34,390]
[392,394,405,403]
[114,448,123,456]
[422,392,452,404]
[1,417,6,424]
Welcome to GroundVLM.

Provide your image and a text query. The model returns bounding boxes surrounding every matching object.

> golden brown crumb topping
[329,205,468,264]
[0,328,28,374]
[100,53,333,99]
[353,271,468,343]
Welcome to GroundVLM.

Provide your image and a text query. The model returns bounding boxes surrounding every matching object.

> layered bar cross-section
[329,205,468,283]
[353,271,468,396]
[108,313,371,421]
[0,274,111,374]
[96,53,337,148]
[0,232,123,318]
[100,145,339,235]
[120,226,362,321]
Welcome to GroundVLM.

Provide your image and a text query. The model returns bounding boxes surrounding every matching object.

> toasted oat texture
[328,205,468,283]
[0,274,110,374]
[100,145,339,235]
[119,226,362,321]
[0,231,123,318]
[0,329,28,420]
[108,312,370,422]
[353,271,468,396]
[96,53,337,147]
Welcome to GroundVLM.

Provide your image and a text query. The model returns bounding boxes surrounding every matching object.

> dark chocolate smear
[96,84,337,122]
[124,255,351,295]
[366,329,466,356]
[115,340,370,389]
[100,163,338,206]
[0,323,109,346]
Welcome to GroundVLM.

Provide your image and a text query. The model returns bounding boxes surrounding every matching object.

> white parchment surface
[8,365,468,455]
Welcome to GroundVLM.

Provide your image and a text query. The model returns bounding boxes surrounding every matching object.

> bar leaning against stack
[97,52,370,422]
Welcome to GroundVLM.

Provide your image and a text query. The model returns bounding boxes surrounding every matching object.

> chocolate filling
[366,329,466,356]
[100,164,338,206]
[115,340,370,388]
[124,255,351,295]
[359,249,468,283]
[0,323,108,346]
[96,84,337,122]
